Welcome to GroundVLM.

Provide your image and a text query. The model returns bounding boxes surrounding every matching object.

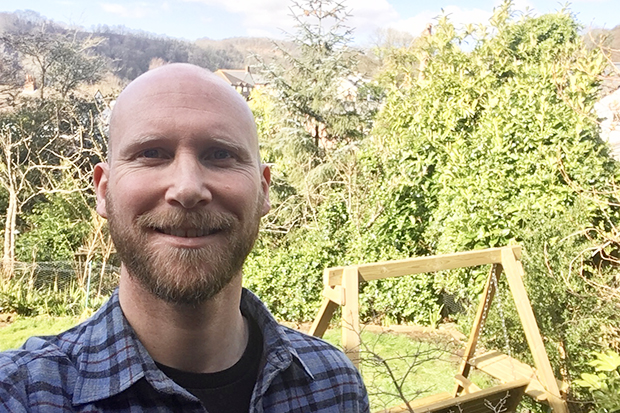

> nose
[165,156,212,209]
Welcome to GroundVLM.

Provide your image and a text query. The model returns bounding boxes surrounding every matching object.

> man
[0,64,369,412]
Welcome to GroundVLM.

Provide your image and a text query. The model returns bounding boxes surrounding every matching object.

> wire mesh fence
[1,260,120,316]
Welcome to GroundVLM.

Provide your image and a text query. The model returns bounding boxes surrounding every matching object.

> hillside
[0,10,291,83]
[585,24,620,61]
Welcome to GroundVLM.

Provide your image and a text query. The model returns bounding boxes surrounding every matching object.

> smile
[155,227,219,238]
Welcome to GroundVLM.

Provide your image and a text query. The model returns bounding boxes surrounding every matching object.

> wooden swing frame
[308,245,569,413]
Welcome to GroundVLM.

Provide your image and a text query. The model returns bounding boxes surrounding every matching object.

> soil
[0,313,15,329]
[279,321,467,345]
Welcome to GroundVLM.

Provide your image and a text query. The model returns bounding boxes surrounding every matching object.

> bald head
[107,63,258,161]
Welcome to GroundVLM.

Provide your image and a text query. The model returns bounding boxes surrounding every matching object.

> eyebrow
[202,136,249,154]
[115,134,255,160]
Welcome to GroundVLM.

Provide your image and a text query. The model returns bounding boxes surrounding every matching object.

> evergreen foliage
[576,350,620,413]
[246,0,382,320]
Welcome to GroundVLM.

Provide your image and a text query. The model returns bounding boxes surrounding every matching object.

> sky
[1,0,619,46]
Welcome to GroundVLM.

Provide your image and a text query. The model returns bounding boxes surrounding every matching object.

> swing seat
[468,351,568,403]
[378,378,529,413]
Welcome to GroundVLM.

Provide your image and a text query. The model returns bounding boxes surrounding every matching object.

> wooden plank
[469,351,568,402]
[308,297,338,338]
[375,392,453,413]
[454,374,481,394]
[324,266,343,288]
[376,379,528,413]
[326,246,522,286]
[454,264,500,396]
[471,351,536,382]
[322,285,344,306]
[501,248,568,413]
[412,379,529,413]
[342,266,361,367]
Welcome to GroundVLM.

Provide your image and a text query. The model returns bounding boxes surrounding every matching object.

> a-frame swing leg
[501,248,568,413]
[454,263,501,396]
[309,297,339,338]
[309,266,361,368]
[342,266,361,367]
[310,268,345,338]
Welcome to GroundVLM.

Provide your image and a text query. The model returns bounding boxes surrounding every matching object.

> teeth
[160,228,212,238]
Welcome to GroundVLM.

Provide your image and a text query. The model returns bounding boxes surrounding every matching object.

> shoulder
[241,290,369,411]
[0,308,106,410]
[283,327,368,396]
[0,329,84,411]
[0,322,85,376]
[269,326,369,412]
[282,326,359,376]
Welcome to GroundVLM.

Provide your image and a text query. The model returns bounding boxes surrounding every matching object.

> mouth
[153,227,221,238]
[137,210,235,240]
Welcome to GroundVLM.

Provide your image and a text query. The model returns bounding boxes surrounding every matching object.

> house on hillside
[337,74,368,102]
[214,67,266,100]
[23,73,36,93]
[604,62,620,93]
[595,85,620,160]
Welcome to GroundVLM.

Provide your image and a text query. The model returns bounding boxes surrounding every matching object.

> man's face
[94,67,270,304]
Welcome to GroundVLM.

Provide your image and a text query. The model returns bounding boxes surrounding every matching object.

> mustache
[136,209,236,232]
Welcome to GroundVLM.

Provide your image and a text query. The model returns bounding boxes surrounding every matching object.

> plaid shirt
[0,289,369,412]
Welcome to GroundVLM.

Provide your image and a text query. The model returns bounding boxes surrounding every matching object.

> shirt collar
[71,289,184,405]
[240,289,315,381]
[71,288,313,406]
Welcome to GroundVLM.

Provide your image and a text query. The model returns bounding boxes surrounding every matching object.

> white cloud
[388,5,491,38]
[181,0,291,37]
[346,0,400,41]
[180,0,398,40]
[183,0,286,14]
[247,27,280,38]
[99,2,155,19]
[496,0,537,16]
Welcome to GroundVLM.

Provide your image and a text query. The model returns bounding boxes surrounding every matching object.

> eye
[210,149,234,160]
[139,148,165,159]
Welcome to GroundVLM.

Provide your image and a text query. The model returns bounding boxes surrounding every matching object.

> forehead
[108,68,258,157]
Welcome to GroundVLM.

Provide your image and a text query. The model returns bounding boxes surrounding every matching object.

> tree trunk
[40,69,46,100]
[2,188,17,279]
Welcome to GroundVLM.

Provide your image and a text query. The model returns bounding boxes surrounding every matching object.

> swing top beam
[323,245,521,286]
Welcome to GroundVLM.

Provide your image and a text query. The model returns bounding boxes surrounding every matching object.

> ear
[94,162,109,219]
[260,164,271,217]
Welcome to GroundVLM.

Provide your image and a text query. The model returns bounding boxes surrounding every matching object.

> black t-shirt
[155,317,263,413]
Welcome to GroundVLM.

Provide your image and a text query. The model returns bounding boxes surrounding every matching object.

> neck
[118,269,248,373]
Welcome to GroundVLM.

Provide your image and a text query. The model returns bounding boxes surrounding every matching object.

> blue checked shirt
[0,288,369,412]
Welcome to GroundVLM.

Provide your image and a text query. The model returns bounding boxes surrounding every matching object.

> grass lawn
[322,328,461,411]
[0,315,80,351]
[1,317,469,411]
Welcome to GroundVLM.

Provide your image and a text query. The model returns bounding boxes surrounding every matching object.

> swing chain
[491,266,512,357]
[479,264,512,357]
[479,264,497,338]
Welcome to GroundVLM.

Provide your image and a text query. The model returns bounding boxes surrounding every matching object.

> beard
[106,194,263,305]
